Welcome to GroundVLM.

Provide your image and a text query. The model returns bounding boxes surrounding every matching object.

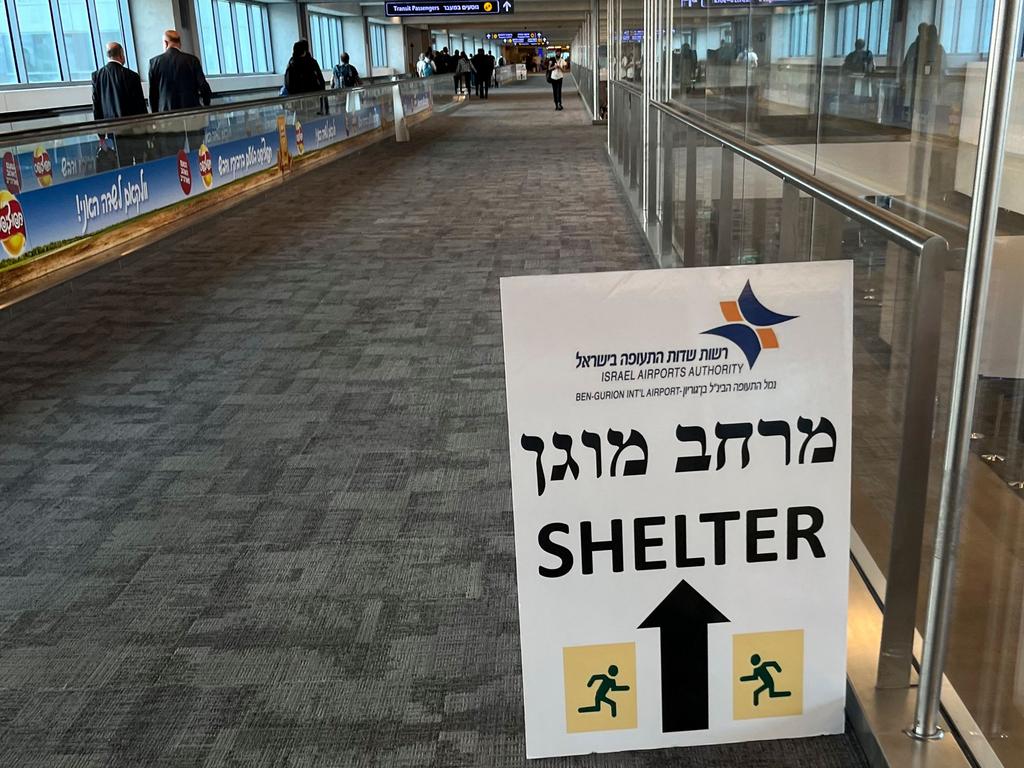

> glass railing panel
[0,80,433,270]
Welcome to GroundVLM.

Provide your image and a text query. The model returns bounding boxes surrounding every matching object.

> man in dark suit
[92,42,148,167]
[149,30,212,156]
[148,29,212,112]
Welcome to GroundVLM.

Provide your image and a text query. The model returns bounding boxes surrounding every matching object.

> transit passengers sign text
[500,262,853,758]
[385,1,513,16]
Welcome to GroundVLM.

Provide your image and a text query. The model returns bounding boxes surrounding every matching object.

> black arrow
[638,578,729,733]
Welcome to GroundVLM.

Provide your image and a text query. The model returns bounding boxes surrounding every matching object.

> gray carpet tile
[0,78,868,767]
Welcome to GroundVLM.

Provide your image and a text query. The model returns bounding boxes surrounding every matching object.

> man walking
[472,48,493,99]
[148,30,212,112]
[148,30,212,155]
[92,42,147,166]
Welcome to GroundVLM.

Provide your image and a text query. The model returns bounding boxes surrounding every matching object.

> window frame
[195,0,273,78]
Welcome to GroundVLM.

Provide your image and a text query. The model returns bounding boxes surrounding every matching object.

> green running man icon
[739,654,792,706]
[577,664,631,718]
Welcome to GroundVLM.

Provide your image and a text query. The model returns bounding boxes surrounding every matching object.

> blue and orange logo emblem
[703,281,797,368]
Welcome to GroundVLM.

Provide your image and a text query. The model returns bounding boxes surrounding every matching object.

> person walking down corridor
[148,29,212,155]
[331,53,362,89]
[148,29,211,113]
[472,49,492,99]
[456,52,475,97]
[285,40,326,95]
[92,41,147,166]
[548,56,569,111]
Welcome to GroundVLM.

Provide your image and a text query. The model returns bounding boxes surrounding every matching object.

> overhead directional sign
[487,31,546,45]
[501,262,852,758]
[385,0,514,16]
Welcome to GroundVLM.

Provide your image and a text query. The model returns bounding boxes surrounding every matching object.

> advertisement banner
[500,262,852,758]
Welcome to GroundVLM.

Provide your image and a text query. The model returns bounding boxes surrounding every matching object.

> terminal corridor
[0,79,867,766]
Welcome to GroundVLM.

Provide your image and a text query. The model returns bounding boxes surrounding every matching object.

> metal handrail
[648,98,942,254]
[0,75,428,147]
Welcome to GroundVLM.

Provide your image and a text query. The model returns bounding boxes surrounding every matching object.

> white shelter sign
[500,262,852,759]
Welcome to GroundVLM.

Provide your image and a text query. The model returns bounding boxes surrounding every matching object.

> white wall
[341,16,369,77]
[130,0,179,68]
[385,22,407,74]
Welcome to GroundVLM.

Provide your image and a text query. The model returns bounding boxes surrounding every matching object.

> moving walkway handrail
[647,96,942,254]
[0,76,419,147]
[609,76,950,694]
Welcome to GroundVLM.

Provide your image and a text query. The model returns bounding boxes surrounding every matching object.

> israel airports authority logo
[0,190,27,259]
[702,280,797,368]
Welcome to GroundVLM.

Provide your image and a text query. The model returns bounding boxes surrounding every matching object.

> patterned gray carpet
[0,78,868,767]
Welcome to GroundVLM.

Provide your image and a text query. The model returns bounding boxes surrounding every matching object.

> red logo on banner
[177,150,192,195]
[3,152,21,193]
[198,144,213,189]
[0,190,27,259]
[32,147,52,187]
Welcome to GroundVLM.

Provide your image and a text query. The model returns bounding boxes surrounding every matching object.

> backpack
[423,61,434,77]
[335,63,358,88]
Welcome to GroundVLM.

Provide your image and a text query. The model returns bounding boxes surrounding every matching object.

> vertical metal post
[647,107,659,226]
[717,145,733,266]
[591,0,600,119]
[660,118,676,263]
[631,95,642,191]
[684,127,697,266]
[911,0,1022,739]
[876,234,947,690]
[779,181,800,262]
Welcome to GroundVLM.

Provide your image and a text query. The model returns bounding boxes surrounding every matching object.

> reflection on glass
[252,6,269,72]
[58,0,95,80]
[14,0,61,82]
[0,13,17,84]
[94,0,126,64]
[234,3,253,73]
[217,0,238,74]
[195,0,220,75]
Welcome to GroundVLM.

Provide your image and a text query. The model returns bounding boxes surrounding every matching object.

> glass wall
[310,11,343,71]
[2,0,133,83]
[194,0,272,76]
[601,1,1024,765]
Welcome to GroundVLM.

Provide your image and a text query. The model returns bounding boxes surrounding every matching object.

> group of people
[92,29,213,165]
[283,42,361,95]
[422,47,505,100]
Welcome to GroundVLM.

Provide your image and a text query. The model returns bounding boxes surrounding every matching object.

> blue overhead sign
[385,1,514,15]
[486,31,545,44]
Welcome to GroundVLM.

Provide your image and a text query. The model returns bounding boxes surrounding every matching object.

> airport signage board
[385,1,513,16]
[501,262,852,758]
[486,31,545,44]
[682,0,812,8]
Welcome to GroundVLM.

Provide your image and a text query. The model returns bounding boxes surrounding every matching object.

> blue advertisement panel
[0,94,402,265]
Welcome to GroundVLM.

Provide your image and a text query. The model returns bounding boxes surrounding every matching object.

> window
[3,0,134,83]
[13,0,61,81]
[194,0,272,76]
[939,0,995,54]
[309,12,343,69]
[831,0,890,58]
[370,21,387,68]
[781,5,817,58]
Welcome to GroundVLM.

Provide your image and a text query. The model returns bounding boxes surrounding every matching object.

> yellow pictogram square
[563,642,638,733]
[733,630,804,720]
